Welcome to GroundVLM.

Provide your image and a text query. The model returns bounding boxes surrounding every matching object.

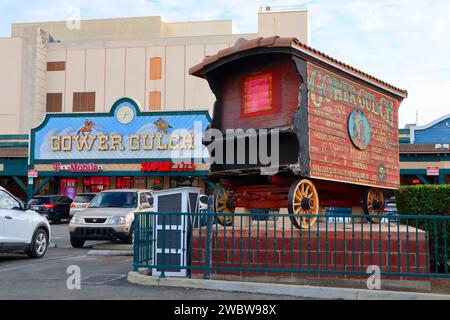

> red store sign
[140,162,196,172]
[427,167,439,176]
[53,162,103,173]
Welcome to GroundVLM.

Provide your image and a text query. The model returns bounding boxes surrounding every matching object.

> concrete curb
[127,271,450,300]
[92,244,133,250]
[88,250,133,256]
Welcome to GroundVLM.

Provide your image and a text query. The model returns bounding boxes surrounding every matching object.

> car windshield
[74,194,96,203]
[29,197,51,205]
[88,192,137,208]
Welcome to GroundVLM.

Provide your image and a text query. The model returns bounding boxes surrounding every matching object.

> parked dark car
[28,195,73,224]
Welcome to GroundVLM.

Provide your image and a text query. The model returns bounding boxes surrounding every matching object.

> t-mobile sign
[53,162,103,173]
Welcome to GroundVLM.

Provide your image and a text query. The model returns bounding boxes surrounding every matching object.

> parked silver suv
[69,189,153,248]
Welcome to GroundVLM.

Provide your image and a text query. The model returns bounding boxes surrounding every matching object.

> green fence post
[204,208,213,280]
[159,213,166,279]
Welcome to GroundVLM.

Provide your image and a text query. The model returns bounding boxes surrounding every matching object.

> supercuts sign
[140,162,196,172]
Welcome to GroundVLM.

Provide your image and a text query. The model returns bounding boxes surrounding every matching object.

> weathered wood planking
[219,56,300,131]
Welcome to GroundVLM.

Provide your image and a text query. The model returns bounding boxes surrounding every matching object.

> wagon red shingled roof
[189,36,408,99]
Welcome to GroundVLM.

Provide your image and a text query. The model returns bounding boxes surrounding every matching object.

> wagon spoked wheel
[288,179,320,230]
[363,188,385,224]
[213,185,234,226]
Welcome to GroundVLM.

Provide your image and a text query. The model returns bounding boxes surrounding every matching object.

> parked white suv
[0,187,51,258]
[69,189,153,248]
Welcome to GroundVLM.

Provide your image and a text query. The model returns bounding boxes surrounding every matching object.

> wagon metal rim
[365,188,384,224]
[213,185,234,226]
[288,179,320,229]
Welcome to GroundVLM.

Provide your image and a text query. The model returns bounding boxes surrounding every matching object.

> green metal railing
[133,211,450,279]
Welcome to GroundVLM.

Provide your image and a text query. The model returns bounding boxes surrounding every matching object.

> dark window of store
[60,178,77,200]
[73,92,95,112]
[147,177,164,190]
[84,176,110,193]
[46,93,63,112]
[169,177,198,188]
[117,177,134,189]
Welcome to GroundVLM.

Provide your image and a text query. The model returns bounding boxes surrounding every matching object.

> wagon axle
[301,198,315,211]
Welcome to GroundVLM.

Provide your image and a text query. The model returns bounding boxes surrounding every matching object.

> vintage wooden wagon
[190,36,407,228]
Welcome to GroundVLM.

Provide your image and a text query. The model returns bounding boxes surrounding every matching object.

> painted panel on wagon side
[307,62,401,189]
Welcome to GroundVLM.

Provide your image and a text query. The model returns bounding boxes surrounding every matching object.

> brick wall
[191,225,429,281]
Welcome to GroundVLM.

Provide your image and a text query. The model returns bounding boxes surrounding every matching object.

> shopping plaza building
[399,114,450,185]
[0,8,310,199]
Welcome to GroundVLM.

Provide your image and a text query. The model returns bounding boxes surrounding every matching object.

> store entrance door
[60,178,77,200]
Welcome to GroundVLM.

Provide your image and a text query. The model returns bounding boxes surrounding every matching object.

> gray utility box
[152,187,201,277]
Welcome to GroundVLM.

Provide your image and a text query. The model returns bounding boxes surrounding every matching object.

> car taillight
[70,203,76,208]
[44,203,55,209]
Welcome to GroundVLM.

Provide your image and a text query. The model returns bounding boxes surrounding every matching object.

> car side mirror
[24,203,31,211]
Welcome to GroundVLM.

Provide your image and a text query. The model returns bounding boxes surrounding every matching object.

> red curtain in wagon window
[243,73,273,114]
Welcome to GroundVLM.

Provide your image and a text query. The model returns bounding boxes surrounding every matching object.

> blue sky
[1,0,449,127]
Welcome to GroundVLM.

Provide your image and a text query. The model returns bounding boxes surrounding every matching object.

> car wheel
[123,224,134,245]
[70,236,85,248]
[27,229,48,259]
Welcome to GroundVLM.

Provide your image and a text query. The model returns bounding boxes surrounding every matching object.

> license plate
[31,205,40,211]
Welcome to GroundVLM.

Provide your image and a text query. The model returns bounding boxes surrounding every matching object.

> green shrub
[395,185,450,216]
[395,185,450,272]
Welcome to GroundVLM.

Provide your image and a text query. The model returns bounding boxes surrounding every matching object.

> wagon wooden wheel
[213,185,234,226]
[288,179,320,229]
[363,188,385,224]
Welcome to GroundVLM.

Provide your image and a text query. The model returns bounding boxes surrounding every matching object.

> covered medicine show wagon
[190,36,408,229]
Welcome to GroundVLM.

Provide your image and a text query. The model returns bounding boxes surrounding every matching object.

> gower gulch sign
[307,63,401,189]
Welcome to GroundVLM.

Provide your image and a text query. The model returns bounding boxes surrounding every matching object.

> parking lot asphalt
[0,223,299,300]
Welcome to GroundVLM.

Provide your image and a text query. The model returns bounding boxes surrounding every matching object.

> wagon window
[243,73,273,114]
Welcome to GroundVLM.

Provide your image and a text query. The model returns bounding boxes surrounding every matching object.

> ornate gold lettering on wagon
[190,36,407,229]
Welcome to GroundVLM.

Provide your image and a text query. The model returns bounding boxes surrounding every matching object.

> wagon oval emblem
[93,219,97,222]
[348,110,371,150]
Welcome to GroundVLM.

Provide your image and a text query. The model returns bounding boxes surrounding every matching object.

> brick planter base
[191,221,430,287]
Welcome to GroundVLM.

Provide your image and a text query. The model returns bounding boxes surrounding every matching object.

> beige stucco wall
[258,10,309,44]
[12,16,237,42]
[400,161,450,170]
[44,37,237,114]
[12,16,164,42]
[3,11,310,134]
[0,38,22,134]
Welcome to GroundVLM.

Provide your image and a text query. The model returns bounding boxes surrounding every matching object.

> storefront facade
[28,97,210,199]
[399,113,450,185]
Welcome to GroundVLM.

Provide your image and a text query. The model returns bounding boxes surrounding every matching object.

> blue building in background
[399,114,450,185]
